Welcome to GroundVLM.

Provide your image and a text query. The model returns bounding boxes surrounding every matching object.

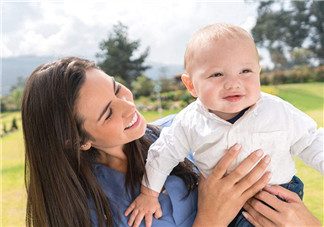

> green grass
[1,118,26,227]
[1,83,323,226]
[271,83,324,223]
[265,83,323,112]
[140,109,181,122]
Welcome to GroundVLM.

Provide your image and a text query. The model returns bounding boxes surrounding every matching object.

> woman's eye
[105,109,112,120]
[115,84,121,95]
[210,72,223,77]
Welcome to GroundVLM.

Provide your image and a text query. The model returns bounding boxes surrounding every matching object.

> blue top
[90,114,198,226]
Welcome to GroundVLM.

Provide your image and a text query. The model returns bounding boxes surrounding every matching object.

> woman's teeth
[125,113,138,129]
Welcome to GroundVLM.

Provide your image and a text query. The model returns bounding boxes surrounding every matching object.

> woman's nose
[119,96,136,116]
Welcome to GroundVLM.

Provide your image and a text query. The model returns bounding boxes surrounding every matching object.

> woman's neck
[97,148,128,174]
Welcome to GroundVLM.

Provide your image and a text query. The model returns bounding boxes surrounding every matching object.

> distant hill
[1,55,183,95]
[1,56,56,95]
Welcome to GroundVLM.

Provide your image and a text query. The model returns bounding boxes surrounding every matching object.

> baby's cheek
[200,96,219,110]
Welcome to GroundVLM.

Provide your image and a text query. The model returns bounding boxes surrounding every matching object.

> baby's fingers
[154,207,163,219]
[145,213,153,227]
[127,209,139,226]
[133,212,145,227]
[124,202,135,217]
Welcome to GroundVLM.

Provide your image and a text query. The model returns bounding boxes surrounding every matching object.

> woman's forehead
[76,69,114,118]
[85,68,112,84]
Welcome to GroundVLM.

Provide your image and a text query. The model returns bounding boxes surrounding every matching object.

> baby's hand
[124,185,162,227]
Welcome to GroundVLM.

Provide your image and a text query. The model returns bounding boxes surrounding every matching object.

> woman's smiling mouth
[125,112,139,129]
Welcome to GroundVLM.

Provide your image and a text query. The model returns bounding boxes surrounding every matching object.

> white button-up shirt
[143,92,324,193]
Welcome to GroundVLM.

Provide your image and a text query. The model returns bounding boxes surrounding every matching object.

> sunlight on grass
[295,157,324,222]
[139,109,181,122]
[268,83,323,112]
[1,129,26,227]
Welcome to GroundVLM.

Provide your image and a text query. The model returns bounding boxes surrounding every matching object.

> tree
[308,1,324,64]
[158,77,176,93]
[1,76,25,112]
[131,75,154,98]
[9,88,23,110]
[290,48,313,67]
[252,1,324,69]
[9,76,26,92]
[3,123,7,134]
[11,117,18,131]
[96,22,151,88]
[157,66,176,92]
[1,96,8,112]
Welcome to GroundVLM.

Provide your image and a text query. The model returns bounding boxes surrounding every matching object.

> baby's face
[188,37,261,120]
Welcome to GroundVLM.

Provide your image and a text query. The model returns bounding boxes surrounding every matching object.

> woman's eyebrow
[112,77,116,92]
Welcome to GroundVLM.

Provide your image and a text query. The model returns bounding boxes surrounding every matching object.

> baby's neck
[210,107,249,123]
[226,107,249,124]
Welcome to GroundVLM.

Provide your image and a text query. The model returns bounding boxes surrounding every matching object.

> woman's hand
[193,144,272,227]
[243,185,322,227]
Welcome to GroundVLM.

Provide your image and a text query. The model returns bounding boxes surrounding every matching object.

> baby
[125,23,323,227]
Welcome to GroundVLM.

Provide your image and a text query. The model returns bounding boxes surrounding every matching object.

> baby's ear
[258,65,262,73]
[181,73,198,97]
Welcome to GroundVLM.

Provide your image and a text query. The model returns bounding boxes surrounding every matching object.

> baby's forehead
[193,31,253,50]
[186,35,257,70]
[187,35,254,61]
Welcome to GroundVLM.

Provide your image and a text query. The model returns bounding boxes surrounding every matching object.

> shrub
[260,72,271,85]
[313,65,324,82]
[3,123,7,134]
[10,117,18,131]
[271,71,288,85]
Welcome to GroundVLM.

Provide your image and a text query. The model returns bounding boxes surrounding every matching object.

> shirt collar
[195,92,264,120]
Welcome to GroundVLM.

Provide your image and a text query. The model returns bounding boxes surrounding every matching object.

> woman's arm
[242,185,322,227]
[193,144,272,226]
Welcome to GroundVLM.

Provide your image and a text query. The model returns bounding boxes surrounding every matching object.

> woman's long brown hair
[22,57,198,227]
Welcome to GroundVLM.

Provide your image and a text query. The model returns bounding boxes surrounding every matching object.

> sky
[1,0,267,66]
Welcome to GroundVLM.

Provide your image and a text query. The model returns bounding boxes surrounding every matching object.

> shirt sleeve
[142,113,191,193]
[287,102,324,175]
[293,126,323,175]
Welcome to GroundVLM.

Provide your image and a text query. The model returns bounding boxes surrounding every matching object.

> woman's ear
[80,142,92,151]
[181,73,198,97]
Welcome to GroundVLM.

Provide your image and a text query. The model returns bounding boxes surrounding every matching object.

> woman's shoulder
[150,114,177,128]
[145,114,177,141]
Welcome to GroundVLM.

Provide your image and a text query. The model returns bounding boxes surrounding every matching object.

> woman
[22,57,320,227]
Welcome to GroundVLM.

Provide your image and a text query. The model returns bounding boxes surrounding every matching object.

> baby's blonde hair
[184,23,259,72]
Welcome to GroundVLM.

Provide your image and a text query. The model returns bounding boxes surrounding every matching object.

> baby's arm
[287,104,324,174]
[125,112,191,226]
[124,185,162,227]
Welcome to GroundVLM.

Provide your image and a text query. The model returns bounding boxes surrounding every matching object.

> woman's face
[76,68,147,159]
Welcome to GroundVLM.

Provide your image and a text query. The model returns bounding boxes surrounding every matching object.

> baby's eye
[210,72,223,77]
[241,69,251,73]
